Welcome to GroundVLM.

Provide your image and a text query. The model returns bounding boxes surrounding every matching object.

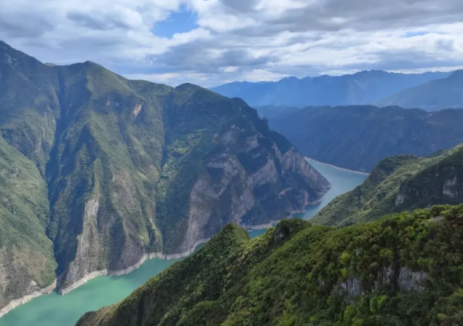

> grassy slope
[0,136,56,307]
[78,205,463,326]
[311,144,463,227]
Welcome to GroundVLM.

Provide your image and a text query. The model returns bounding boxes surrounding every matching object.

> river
[0,160,366,326]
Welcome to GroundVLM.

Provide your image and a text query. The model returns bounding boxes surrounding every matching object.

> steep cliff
[312,144,463,227]
[0,40,330,310]
[77,205,463,326]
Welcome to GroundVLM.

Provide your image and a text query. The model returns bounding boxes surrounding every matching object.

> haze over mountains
[258,106,463,172]
[0,40,330,315]
[212,70,452,108]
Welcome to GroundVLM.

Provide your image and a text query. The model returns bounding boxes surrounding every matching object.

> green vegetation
[78,205,463,326]
[0,135,56,308]
[260,105,463,172]
[311,144,463,227]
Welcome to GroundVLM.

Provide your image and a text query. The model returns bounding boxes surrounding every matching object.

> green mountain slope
[0,136,56,313]
[311,144,463,227]
[0,40,330,309]
[259,105,463,172]
[77,205,463,326]
[377,70,463,111]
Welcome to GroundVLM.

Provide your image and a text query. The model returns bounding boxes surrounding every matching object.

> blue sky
[1,0,462,87]
[152,6,198,38]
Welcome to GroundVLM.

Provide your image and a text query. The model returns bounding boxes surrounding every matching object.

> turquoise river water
[0,160,367,326]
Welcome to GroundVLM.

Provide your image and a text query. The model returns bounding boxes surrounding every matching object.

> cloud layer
[1,0,462,86]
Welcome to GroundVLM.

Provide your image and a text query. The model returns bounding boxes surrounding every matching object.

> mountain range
[211,70,452,108]
[377,70,463,111]
[257,105,463,172]
[0,40,330,315]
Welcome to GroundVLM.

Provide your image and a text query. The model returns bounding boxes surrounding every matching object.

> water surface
[0,159,366,326]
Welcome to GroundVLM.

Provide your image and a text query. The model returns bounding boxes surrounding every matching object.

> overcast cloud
[1,0,462,86]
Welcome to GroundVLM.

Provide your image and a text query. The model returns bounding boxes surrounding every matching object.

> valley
[0,160,366,326]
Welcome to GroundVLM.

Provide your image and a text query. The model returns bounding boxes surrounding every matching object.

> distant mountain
[259,105,463,172]
[312,144,463,227]
[254,105,300,120]
[211,70,451,107]
[78,204,463,326]
[0,40,330,314]
[377,70,463,111]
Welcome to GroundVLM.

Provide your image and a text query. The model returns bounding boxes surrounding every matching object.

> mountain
[77,205,463,326]
[311,144,463,227]
[211,70,451,107]
[0,135,56,314]
[254,105,300,120]
[377,70,463,111]
[259,105,463,172]
[0,40,330,313]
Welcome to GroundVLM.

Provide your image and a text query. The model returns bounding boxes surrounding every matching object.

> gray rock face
[397,267,428,291]
[443,176,458,199]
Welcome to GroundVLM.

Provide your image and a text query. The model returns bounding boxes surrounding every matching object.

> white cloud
[1,0,463,87]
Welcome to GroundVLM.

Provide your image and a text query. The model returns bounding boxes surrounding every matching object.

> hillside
[377,70,463,111]
[0,40,330,313]
[0,136,56,314]
[311,144,463,227]
[78,205,463,326]
[261,105,463,172]
[211,70,450,107]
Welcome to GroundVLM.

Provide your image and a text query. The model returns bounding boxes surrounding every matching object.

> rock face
[0,41,330,310]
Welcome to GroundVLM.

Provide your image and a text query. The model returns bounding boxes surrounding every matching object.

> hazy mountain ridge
[377,70,463,111]
[0,40,330,312]
[257,105,463,172]
[212,70,451,107]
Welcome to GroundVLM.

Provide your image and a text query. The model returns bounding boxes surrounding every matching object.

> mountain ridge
[377,69,463,111]
[257,105,463,172]
[0,41,330,314]
[211,70,452,107]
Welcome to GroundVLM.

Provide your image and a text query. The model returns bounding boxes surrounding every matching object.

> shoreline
[305,157,369,176]
[58,238,210,295]
[0,188,331,317]
[0,280,57,318]
[243,193,326,231]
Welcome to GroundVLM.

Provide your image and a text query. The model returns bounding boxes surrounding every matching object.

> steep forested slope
[77,205,463,326]
[312,144,463,227]
[0,136,56,314]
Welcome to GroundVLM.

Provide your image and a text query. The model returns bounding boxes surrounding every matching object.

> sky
[1,0,463,87]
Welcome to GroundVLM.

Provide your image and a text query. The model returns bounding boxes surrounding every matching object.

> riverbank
[305,157,369,176]
[0,280,57,318]
[59,238,211,295]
